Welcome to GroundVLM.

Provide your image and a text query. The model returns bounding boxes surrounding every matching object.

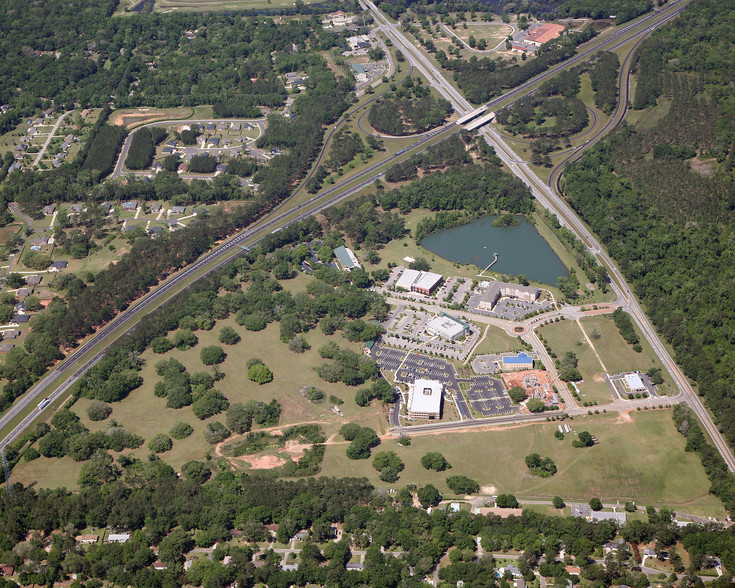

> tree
[408,257,431,271]
[496,494,519,508]
[204,421,230,444]
[151,337,174,354]
[182,461,211,485]
[508,385,527,403]
[624,501,637,512]
[148,434,173,453]
[248,362,273,384]
[226,403,253,434]
[553,496,565,509]
[86,401,112,421]
[200,345,226,365]
[238,313,266,331]
[288,336,310,353]
[219,326,240,345]
[421,452,451,471]
[573,431,594,447]
[525,453,557,477]
[417,484,442,508]
[446,475,479,494]
[589,497,603,511]
[526,398,545,412]
[372,451,404,482]
[192,389,230,420]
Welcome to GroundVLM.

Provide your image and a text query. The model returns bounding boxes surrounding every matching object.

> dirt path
[576,319,608,372]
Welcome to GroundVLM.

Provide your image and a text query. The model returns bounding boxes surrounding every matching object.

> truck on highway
[37,397,51,410]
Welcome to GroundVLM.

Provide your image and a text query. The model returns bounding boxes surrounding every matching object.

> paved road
[111,118,267,178]
[363,0,735,471]
[32,110,73,167]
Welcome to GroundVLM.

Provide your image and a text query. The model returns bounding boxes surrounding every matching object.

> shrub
[247,363,273,384]
[87,401,112,422]
[170,422,194,439]
[421,452,451,471]
[192,389,230,420]
[446,475,479,494]
[148,434,173,453]
[219,326,241,345]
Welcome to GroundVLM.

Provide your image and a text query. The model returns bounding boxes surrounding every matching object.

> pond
[420,215,568,286]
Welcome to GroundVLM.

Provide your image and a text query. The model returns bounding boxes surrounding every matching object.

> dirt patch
[501,369,558,407]
[688,157,716,176]
[593,374,605,383]
[279,439,309,462]
[480,484,497,495]
[616,410,633,424]
[240,454,287,469]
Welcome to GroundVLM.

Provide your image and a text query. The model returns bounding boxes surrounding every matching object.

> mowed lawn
[581,315,672,393]
[372,209,484,279]
[538,319,612,404]
[14,318,385,489]
[321,410,726,517]
[470,324,522,355]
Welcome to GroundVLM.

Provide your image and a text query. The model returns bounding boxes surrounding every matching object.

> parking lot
[467,291,553,321]
[372,343,517,418]
[606,372,659,400]
[464,376,516,416]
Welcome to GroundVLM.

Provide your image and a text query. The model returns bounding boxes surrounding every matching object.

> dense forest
[0,0,352,110]
[376,0,653,23]
[561,0,735,467]
[368,77,453,135]
[0,465,734,587]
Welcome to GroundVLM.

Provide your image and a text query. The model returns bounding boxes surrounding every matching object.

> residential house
[107,533,131,543]
[152,562,168,570]
[50,260,68,271]
[61,142,71,151]
[69,204,83,213]
[30,236,49,247]
[3,330,20,340]
[100,203,112,214]
[75,535,99,544]
[16,288,32,299]
[205,122,216,131]
[11,315,29,324]
[230,122,241,131]
[161,147,175,155]
[0,565,14,576]
[208,137,220,147]
[43,204,56,215]
[165,139,178,148]
[0,343,15,353]
[215,163,227,173]
[170,206,186,215]
[149,203,162,212]
[152,161,164,172]
[64,134,74,143]
[148,226,164,236]
[122,201,138,211]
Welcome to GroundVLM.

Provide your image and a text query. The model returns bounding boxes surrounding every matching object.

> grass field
[470,324,522,355]
[450,22,513,50]
[580,315,670,391]
[537,319,612,404]
[320,410,727,517]
[13,316,384,489]
[110,107,195,129]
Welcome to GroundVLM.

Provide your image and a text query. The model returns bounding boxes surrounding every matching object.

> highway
[363,0,735,471]
[3,0,733,477]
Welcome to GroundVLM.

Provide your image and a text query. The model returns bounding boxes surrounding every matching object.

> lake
[420,215,568,286]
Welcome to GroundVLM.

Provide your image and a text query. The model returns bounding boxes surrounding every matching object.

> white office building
[408,379,443,419]
[426,314,468,340]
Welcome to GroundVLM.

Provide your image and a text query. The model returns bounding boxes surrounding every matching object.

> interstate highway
[364,0,735,471]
